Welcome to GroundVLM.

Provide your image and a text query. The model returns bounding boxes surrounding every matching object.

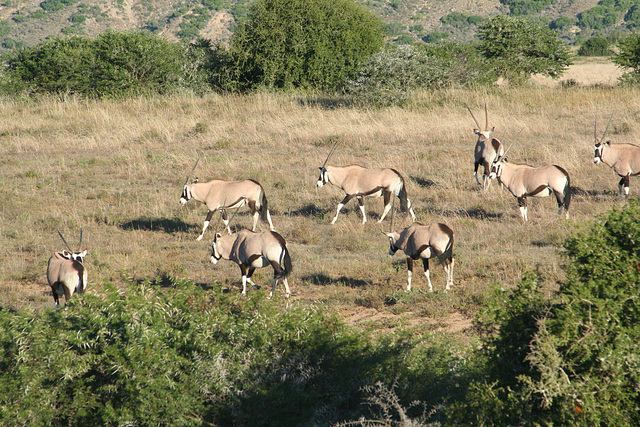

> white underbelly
[250,256,269,268]
[532,188,551,198]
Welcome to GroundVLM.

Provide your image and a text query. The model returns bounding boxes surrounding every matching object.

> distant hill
[0,0,628,52]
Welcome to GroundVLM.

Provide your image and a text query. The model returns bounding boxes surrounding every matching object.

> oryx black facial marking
[48,230,88,309]
[467,103,503,191]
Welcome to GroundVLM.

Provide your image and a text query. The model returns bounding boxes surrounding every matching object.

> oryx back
[396,223,453,261]
[47,251,87,307]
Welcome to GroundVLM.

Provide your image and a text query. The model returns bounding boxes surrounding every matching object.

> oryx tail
[393,168,411,213]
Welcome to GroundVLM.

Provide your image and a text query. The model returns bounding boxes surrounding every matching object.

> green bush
[577,36,611,56]
[450,201,640,425]
[0,278,472,425]
[213,0,385,91]
[500,0,554,15]
[344,43,493,106]
[2,31,212,97]
[613,33,640,84]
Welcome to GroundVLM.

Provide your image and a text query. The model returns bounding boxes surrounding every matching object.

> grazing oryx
[179,159,275,240]
[489,147,571,221]
[385,222,454,292]
[47,230,87,309]
[316,140,415,224]
[210,229,292,299]
[593,113,640,199]
[466,104,504,191]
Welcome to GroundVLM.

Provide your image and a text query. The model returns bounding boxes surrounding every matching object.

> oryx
[466,104,504,191]
[179,159,275,240]
[316,140,416,224]
[47,230,87,309]
[489,147,571,221]
[593,113,640,199]
[384,222,454,292]
[210,229,292,299]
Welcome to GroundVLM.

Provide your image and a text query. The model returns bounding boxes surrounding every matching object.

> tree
[215,0,384,91]
[612,33,640,84]
[577,36,610,56]
[478,15,571,84]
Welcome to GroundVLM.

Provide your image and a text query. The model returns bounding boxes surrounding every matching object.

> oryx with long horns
[593,112,640,199]
[384,221,455,292]
[210,222,292,299]
[489,141,571,222]
[47,230,87,308]
[179,158,275,240]
[466,104,504,191]
[316,139,416,224]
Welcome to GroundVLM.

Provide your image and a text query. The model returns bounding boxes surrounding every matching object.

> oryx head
[594,112,613,165]
[466,103,495,144]
[57,229,87,263]
[316,138,342,188]
[385,231,401,255]
[210,233,222,264]
[179,157,200,204]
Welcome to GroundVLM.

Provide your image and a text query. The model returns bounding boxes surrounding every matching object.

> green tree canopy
[215,0,384,91]
[612,33,640,84]
[478,14,571,84]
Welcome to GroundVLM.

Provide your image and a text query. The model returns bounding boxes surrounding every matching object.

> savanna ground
[0,58,634,346]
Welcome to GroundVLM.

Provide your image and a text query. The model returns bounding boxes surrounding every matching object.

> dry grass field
[1,74,637,341]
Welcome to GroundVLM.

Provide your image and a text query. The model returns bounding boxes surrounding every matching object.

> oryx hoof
[285,293,291,299]
[252,284,261,290]
[196,235,204,241]
[267,294,273,300]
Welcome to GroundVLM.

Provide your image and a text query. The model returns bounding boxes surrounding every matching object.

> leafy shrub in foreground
[0,278,472,425]
[450,201,640,425]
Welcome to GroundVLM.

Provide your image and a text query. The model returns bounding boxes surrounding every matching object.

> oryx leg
[266,210,275,231]
[422,258,433,292]
[197,210,216,241]
[378,191,393,223]
[517,197,528,222]
[267,260,290,299]
[220,209,234,235]
[474,162,483,188]
[619,175,630,199]
[445,257,455,291]
[246,267,260,290]
[553,189,568,218]
[239,265,249,295]
[357,196,367,224]
[249,201,259,231]
[405,257,414,292]
[332,195,354,224]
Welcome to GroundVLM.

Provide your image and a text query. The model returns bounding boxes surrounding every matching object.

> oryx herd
[47,106,640,307]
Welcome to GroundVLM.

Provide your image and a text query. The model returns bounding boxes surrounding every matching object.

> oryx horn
[599,111,614,143]
[184,156,201,185]
[57,229,73,252]
[321,137,343,169]
[501,127,525,158]
[465,104,482,130]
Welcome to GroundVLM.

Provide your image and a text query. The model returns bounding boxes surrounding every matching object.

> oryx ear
[215,232,222,239]
[193,177,199,183]
[385,232,394,239]
[80,250,87,257]
[503,156,508,162]
[606,140,611,146]
[473,128,480,135]
[62,250,71,258]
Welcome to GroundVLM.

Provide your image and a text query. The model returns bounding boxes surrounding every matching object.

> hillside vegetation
[0,0,635,52]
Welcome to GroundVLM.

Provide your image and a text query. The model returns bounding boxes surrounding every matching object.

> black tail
[555,165,571,211]
[282,246,292,278]
[259,187,269,223]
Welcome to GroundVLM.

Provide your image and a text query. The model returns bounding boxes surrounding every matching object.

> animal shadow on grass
[288,204,329,218]
[302,273,371,288]
[120,217,193,233]
[571,185,616,201]
[410,176,437,189]
[132,273,214,291]
[421,205,503,220]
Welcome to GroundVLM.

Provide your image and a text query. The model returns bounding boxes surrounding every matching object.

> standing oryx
[316,140,415,224]
[489,149,571,222]
[210,229,292,299]
[384,222,454,292]
[593,113,640,199]
[179,159,275,240]
[466,104,504,191]
[47,230,87,309]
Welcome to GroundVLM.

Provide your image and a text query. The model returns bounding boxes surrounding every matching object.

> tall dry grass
[0,84,637,336]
